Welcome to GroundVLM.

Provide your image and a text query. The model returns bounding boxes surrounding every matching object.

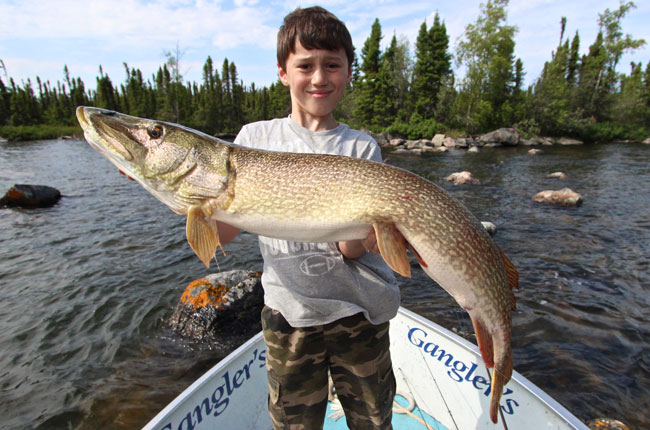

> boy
[217,6,400,429]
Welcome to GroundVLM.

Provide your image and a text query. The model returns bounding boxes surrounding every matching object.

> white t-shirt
[234,117,400,327]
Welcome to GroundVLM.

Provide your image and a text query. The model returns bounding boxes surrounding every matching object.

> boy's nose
[312,66,328,85]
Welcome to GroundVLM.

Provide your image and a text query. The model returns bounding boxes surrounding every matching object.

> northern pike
[76,106,518,424]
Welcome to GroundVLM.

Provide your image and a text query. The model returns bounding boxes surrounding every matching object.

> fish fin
[489,342,513,424]
[374,222,411,278]
[470,315,494,368]
[186,205,222,268]
[497,246,519,310]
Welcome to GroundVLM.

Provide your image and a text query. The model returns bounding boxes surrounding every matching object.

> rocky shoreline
[365,127,650,154]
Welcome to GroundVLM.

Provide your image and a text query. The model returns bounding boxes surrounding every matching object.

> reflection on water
[0,139,648,429]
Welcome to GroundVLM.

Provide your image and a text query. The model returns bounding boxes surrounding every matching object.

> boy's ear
[277,63,289,86]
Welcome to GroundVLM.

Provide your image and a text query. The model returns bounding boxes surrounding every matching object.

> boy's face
[278,40,351,130]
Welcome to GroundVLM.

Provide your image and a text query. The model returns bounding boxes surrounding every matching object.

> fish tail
[489,336,514,423]
[471,314,514,424]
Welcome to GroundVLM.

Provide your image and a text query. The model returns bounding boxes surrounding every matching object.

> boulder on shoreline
[372,127,597,153]
[643,137,650,144]
[533,188,583,206]
[168,270,263,341]
[556,137,584,146]
[0,184,61,208]
[444,171,480,185]
[478,128,520,146]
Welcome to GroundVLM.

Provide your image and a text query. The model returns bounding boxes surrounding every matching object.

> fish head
[76,106,231,214]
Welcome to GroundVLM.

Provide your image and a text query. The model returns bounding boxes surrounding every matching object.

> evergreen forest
[1,0,648,143]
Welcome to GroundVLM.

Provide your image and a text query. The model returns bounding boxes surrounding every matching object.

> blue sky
[1,0,648,92]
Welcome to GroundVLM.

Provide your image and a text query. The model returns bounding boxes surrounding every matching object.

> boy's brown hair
[277,6,355,71]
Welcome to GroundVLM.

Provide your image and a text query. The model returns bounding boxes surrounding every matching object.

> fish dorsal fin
[374,222,411,278]
[497,246,518,310]
[186,205,223,268]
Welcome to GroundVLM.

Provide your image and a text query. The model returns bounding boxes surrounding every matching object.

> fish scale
[76,106,518,424]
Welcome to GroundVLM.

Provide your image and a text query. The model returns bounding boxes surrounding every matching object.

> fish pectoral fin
[186,205,224,268]
[374,222,411,278]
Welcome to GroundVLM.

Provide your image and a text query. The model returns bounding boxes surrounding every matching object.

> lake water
[0,138,648,429]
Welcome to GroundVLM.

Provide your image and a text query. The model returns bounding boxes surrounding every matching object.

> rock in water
[169,270,263,341]
[0,184,61,208]
[533,188,583,206]
[546,172,567,180]
[444,171,480,185]
[587,418,630,430]
[481,221,497,236]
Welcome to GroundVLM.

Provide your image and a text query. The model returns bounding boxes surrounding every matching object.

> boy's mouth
[308,90,332,98]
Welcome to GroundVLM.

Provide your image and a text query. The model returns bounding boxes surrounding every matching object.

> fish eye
[148,125,164,139]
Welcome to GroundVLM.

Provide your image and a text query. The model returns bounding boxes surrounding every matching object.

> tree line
[1,0,648,142]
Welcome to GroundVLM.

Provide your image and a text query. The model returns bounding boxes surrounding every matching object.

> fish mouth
[77,107,133,161]
[75,106,90,129]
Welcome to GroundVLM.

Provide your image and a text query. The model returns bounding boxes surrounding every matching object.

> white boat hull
[143,307,589,430]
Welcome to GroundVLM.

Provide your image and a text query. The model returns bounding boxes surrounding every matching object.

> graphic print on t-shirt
[259,237,338,277]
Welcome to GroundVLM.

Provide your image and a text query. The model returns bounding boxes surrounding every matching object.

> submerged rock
[444,171,480,185]
[0,184,61,208]
[528,148,542,155]
[533,188,583,206]
[169,270,263,341]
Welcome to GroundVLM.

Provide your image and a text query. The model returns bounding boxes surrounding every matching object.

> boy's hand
[338,229,380,259]
[360,229,380,254]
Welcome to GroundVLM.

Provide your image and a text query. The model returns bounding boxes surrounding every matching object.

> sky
[1,0,648,93]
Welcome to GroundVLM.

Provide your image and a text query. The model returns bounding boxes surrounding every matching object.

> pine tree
[567,32,581,87]
[0,77,9,125]
[354,18,382,128]
[95,66,118,111]
[413,14,451,119]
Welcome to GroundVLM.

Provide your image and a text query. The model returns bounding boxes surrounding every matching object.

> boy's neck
[289,112,338,132]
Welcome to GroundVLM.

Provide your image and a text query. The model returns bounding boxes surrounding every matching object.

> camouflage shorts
[261,306,396,430]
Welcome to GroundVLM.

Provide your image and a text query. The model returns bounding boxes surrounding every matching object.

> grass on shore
[0,125,84,142]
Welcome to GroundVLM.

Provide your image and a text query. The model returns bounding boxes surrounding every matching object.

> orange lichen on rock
[180,277,230,309]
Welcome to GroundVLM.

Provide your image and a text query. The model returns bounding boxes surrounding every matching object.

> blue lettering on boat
[156,348,266,430]
[407,327,519,416]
